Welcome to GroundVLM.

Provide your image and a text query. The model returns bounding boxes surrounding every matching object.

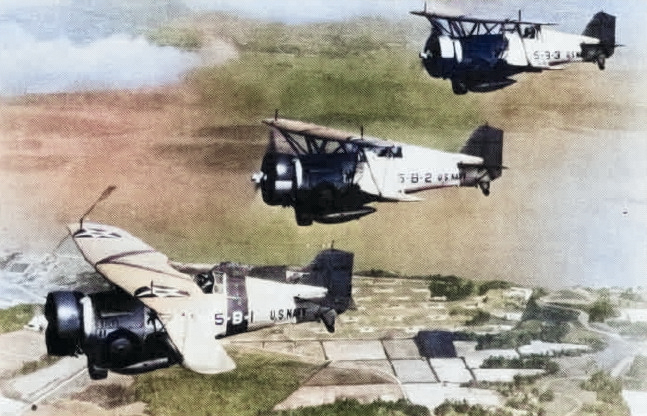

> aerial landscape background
[0,0,645,292]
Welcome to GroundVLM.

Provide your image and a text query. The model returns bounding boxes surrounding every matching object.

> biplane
[45,221,353,379]
[252,117,504,226]
[411,9,617,94]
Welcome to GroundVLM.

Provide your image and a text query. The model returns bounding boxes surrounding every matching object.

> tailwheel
[479,182,490,196]
[597,54,606,70]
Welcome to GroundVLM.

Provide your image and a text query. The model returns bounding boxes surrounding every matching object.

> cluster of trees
[428,275,476,301]
[465,310,492,326]
[468,320,570,350]
[588,297,619,322]
[481,355,560,375]
[356,268,400,278]
[625,355,647,390]
[357,272,515,303]
[619,288,644,302]
[428,275,518,302]
[270,399,430,416]
[503,395,547,416]
[581,371,627,406]
[434,400,512,416]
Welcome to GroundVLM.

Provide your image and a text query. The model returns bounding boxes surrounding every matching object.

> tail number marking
[214,311,254,326]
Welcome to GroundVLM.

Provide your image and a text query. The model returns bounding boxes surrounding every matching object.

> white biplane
[411,9,618,94]
[252,117,504,226]
[45,221,353,379]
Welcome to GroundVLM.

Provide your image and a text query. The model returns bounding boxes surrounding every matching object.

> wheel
[294,209,313,226]
[479,182,490,197]
[315,186,336,213]
[105,329,141,368]
[597,54,606,70]
[451,78,468,95]
[87,359,108,380]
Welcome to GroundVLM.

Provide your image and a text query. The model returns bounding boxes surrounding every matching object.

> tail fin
[583,12,616,54]
[461,125,504,181]
[582,12,616,68]
[301,249,354,314]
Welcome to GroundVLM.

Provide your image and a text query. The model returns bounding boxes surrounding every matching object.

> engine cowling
[420,34,460,79]
[259,152,297,206]
[45,290,179,379]
[45,291,84,356]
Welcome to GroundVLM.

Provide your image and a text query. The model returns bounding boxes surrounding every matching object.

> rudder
[461,125,504,181]
[301,249,354,314]
[582,12,616,68]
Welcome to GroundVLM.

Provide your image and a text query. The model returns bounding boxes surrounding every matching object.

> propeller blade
[266,129,278,154]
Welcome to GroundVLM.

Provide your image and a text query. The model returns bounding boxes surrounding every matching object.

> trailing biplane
[411,9,618,94]
[252,117,504,226]
[45,219,353,379]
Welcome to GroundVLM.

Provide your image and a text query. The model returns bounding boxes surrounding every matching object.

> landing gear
[451,78,469,95]
[597,54,606,70]
[294,209,313,226]
[87,359,108,380]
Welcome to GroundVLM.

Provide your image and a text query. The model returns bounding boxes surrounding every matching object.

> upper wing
[410,10,554,27]
[411,10,555,39]
[68,222,235,374]
[263,118,394,150]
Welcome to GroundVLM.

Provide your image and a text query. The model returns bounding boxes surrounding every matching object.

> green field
[0,304,38,334]
[90,349,429,416]
[127,15,487,272]
[128,350,319,416]
[188,51,483,146]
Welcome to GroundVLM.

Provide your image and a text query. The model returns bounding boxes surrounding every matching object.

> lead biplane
[252,117,504,226]
[45,218,353,379]
[411,9,617,94]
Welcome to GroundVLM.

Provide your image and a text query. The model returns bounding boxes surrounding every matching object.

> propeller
[79,185,117,229]
[251,131,277,192]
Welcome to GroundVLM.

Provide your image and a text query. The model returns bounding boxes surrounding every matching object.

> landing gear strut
[479,182,490,196]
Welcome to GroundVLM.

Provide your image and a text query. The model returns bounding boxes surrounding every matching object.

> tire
[87,359,108,380]
[314,184,337,213]
[451,78,469,95]
[106,330,141,368]
[295,209,313,226]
